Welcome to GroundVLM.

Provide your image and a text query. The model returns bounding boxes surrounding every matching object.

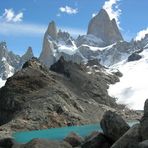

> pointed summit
[39,21,56,67]
[19,47,34,67]
[46,21,57,40]
[87,9,123,45]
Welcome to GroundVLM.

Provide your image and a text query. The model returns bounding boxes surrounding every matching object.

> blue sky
[0,0,148,57]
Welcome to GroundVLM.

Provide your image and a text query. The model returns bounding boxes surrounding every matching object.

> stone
[100,110,130,141]
[19,139,72,148]
[82,133,113,148]
[128,53,142,62]
[111,124,141,148]
[140,99,148,140]
[139,140,148,148]
[64,132,84,147]
[0,138,17,148]
[87,9,123,45]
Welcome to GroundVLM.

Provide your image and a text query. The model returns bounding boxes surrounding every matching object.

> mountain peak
[46,21,58,40]
[99,8,110,18]
[87,9,123,45]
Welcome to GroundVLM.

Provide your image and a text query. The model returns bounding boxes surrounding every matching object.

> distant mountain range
[0,8,148,110]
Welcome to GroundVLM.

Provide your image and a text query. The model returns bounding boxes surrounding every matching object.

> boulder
[100,110,130,141]
[111,124,141,148]
[128,53,142,62]
[81,133,113,148]
[0,138,17,148]
[64,132,84,147]
[140,99,148,140]
[139,140,148,148]
[19,139,72,148]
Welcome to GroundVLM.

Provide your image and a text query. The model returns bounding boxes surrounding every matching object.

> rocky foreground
[0,99,147,148]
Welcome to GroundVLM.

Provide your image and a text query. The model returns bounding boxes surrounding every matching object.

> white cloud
[59,6,78,15]
[0,22,46,36]
[135,28,148,41]
[92,13,97,18]
[103,0,121,28]
[1,9,23,23]
[0,22,85,37]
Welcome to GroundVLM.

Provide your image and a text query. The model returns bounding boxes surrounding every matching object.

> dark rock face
[50,56,70,78]
[100,111,130,142]
[64,132,84,147]
[16,139,72,148]
[82,133,113,148]
[87,9,123,45]
[111,124,141,148]
[140,99,148,140]
[128,53,142,62]
[0,138,17,148]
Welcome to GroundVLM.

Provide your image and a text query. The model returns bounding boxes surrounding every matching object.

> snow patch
[108,48,148,110]
[0,78,6,88]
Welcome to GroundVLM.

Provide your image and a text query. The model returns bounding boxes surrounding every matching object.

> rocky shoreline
[0,99,147,148]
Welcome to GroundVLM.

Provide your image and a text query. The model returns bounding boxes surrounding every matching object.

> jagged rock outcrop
[19,47,34,67]
[46,21,58,40]
[39,21,56,67]
[0,42,20,82]
[87,9,123,45]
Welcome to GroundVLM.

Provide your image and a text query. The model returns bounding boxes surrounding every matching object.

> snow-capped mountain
[1,8,148,111]
[0,42,34,87]
[0,42,19,87]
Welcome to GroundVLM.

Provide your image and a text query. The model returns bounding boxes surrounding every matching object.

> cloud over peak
[103,0,121,28]
[59,6,78,15]
[135,27,148,41]
[1,9,23,23]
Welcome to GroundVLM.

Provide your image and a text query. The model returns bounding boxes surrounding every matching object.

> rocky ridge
[0,57,141,140]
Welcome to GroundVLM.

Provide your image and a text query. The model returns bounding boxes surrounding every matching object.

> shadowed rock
[82,133,113,148]
[100,111,130,142]
[64,132,84,147]
[111,124,141,148]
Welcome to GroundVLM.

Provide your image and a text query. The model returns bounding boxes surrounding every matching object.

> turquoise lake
[13,121,138,143]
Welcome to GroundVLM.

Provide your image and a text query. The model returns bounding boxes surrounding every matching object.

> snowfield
[108,48,148,110]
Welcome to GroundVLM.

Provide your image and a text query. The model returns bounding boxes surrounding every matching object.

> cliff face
[87,9,123,45]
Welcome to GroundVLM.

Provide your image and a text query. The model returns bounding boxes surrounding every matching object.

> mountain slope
[0,57,140,138]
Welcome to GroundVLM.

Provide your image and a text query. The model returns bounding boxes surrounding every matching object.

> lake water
[13,121,138,143]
